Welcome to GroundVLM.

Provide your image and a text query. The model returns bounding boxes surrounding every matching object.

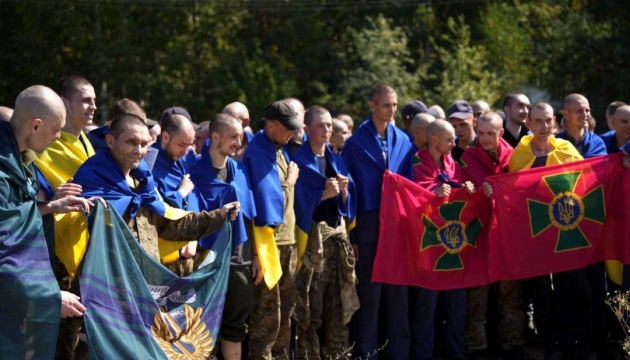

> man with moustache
[188,113,258,360]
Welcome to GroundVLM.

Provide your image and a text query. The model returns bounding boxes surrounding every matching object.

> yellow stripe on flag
[252,225,282,289]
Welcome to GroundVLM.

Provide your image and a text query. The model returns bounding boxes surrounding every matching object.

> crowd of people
[1,75,629,360]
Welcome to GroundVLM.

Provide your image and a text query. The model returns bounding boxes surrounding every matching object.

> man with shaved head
[502,93,531,148]
[285,97,307,156]
[193,120,210,154]
[187,112,257,360]
[409,113,435,151]
[330,117,350,153]
[343,83,413,359]
[488,102,585,359]
[337,114,354,134]
[472,100,491,118]
[36,75,97,193]
[556,93,606,158]
[459,112,529,359]
[223,101,254,160]
[602,105,630,154]
[604,101,626,135]
[427,105,446,120]
[0,85,100,358]
[87,98,146,153]
[412,119,475,360]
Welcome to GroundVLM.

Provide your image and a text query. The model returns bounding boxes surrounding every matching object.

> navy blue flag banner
[80,202,231,359]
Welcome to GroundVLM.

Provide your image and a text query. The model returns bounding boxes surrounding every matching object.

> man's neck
[309,141,326,157]
[505,119,522,139]
[372,117,388,137]
[429,147,444,169]
[458,137,473,149]
[63,123,82,138]
[566,126,585,143]
[210,147,228,168]
[530,136,553,156]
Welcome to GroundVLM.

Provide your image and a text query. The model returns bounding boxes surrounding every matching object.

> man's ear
[368,101,376,113]
[161,131,170,144]
[30,118,42,134]
[211,131,220,142]
[105,133,115,150]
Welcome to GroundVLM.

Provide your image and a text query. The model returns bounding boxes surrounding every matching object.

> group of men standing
[1,74,629,360]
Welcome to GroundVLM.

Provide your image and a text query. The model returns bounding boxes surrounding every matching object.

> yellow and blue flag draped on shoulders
[59,151,190,277]
[242,131,285,288]
[508,135,583,172]
[188,140,256,250]
[0,121,61,359]
[293,141,356,269]
[80,202,231,359]
[35,130,95,190]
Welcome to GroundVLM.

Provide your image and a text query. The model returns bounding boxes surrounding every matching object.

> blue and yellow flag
[80,202,231,359]
[293,142,356,267]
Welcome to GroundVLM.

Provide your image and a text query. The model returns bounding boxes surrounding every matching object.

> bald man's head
[410,113,435,150]
[223,102,250,128]
[427,119,456,155]
[11,85,66,153]
[337,114,354,133]
[613,105,630,143]
[0,106,13,122]
[472,100,490,117]
[562,93,590,131]
[476,112,504,153]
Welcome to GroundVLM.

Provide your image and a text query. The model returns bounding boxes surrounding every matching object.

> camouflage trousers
[464,280,526,352]
[295,222,359,360]
[54,258,88,360]
[249,244,297,360]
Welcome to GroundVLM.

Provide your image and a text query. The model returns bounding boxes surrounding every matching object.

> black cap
[401,100,428,122]
[447,100,473,120]
[263,100,303,131]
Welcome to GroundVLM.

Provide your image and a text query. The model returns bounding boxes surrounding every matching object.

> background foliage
[0,0,628,132]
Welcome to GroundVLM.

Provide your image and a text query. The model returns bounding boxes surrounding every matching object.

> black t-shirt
[312,155,341,228]
[503,121,529,148]
[531,155,548,169]
[214,166,250,265]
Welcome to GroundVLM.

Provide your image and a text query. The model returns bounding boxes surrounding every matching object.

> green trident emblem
[420,201,482,271]
[527,171,606,252]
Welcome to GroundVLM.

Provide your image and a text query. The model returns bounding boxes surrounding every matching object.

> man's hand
[322,178,340,200]
[178,174,195,198]
[52,178,83,200]
[252,256,264,286]
[286,161,299,186]
[40,196,96,216]
[179,241,198,259]
[434,183,451,198]
[60,291,86,318]
[220,201,240,221]
[463,181,475,194]
[337,174,349,194]
[482,182,494,197]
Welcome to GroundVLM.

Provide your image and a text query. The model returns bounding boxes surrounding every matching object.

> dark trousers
[350,212,410,360]
[409,287,466,360]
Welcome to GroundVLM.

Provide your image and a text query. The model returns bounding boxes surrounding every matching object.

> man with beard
[502,93,531,148]
[188,113,258,360]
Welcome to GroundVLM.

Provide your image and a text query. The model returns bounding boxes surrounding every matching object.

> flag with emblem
[372,171,490,290]
[79,202,231,359]
[486,153,627,282]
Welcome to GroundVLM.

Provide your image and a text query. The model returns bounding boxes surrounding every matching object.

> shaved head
[427,119,455,139]
[563,93,588,110]
[427,105,446,120]
[472,100,490,116]
[161,114,195,137]
[410,113,435,131]
[210,113,242,136]
[11,85,66,152]
[0,106,13,122]
[223,102,250,126]
[477,111,503,129]
[615,105,630,118]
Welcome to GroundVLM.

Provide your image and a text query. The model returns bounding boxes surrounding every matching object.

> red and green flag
[486,153,627,282]
[372,171,490,290]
